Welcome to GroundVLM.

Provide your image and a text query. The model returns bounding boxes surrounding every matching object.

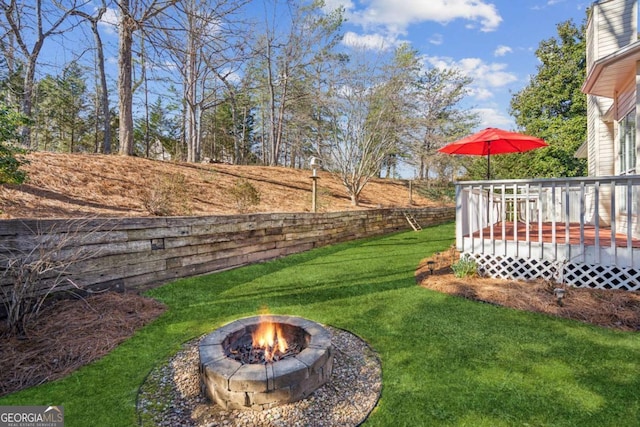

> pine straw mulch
[417,247,640,332]
[0,292,166,398]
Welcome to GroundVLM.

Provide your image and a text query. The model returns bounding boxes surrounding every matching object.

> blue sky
[328,0,591,130]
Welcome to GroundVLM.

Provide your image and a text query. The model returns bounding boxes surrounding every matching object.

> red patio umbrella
[438,127,548,179]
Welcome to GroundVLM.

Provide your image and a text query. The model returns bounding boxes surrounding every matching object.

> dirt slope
[0,152,439,219]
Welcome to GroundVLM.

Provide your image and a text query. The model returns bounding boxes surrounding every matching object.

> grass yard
[1,222,639,426]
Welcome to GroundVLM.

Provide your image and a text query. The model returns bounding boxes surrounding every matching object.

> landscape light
[310,156,322,176]
[427,260,435,275]
[553,288,566,306]
[309,157,322,212]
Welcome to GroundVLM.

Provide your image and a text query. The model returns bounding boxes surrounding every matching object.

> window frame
[619,108,637,175]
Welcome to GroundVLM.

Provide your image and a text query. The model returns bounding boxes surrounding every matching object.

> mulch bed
[0,292,166,397]
[417,248,640,332]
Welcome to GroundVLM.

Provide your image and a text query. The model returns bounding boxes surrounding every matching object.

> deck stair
[404,211,422,231]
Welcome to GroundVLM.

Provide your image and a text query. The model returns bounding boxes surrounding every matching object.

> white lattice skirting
[465,252,640,292]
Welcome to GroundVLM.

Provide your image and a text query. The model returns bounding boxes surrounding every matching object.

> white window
[619,110,637,175]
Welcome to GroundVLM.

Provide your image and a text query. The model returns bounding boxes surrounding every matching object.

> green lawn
[1,222,639,426]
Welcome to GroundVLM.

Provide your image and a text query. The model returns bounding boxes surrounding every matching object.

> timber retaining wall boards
[0,207,453,296]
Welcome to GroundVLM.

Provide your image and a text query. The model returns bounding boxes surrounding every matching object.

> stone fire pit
[199,315,333,410]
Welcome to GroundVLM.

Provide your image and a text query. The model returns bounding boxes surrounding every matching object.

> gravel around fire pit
[137,326,382,426]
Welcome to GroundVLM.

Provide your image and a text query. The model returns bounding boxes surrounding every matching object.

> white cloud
[98,7,119,35]
[429,33,444,45]
[347,0,502,34]
[425,55,518,101]
[473,107,515,129]
[494,45,512,57]
[342,31,397,51]
[471,88,494,101]
[322,0,354,13]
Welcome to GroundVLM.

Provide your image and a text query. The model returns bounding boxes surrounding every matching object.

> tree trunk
[273,71,288,166]
[141,37,150,158]
[70,6,111,154]
[185,26,199,162]
[22,60,35,147]
[22,41,43,148]
[118,9,135,156]
[91,12,111,154]
[93,20,111,154]
[266,43,278,165]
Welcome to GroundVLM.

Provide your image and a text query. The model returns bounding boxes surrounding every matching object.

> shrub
[451,254,478,278]
[227,178,261,212]
[0,219,102,336]
[141,173,191,216]
[0,103,30,184]
[414,181,455,205]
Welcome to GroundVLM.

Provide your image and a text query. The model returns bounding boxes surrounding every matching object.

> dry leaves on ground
[0,292,166,397]
[0,152,440,219]
[417,250,640,332]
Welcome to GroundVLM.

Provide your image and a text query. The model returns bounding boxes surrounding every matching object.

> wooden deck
[456,176,640,288]
[471,221,640,249]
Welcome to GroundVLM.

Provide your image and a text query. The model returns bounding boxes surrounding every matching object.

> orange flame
[252,315,288,362]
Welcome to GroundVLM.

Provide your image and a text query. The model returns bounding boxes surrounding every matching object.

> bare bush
[0,219,103,337]
[227,179,261,213]
[141,173,191,216]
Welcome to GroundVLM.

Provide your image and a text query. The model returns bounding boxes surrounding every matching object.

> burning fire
[252,315,289,362]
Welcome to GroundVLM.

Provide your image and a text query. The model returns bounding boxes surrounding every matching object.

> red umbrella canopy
[438,127,548,179]
[438,127,547,156]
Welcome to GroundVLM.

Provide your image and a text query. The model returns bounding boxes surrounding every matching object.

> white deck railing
[456,175,640,270]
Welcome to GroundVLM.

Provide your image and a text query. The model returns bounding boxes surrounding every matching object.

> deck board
[471,221,640,249]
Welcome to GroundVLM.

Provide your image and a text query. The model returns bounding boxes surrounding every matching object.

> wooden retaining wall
[0,207,453,295]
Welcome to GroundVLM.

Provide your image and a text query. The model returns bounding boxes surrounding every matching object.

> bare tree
[252,0,343,166]
[0,0,84,148]
[70,2,112,153]
[148,0,249,162]
[116,0,177,156]
[322,49,406,206]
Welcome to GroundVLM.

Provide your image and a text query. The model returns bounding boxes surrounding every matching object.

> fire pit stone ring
[199,315,334,410]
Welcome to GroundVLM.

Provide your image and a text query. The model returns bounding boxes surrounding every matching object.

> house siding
[587,6,596,70]
[587,95,615,177]
[616,76,637,118]
[637,63,640,173]
[592,0,637,59]
[587,95,597,177]
[586,0,638,178]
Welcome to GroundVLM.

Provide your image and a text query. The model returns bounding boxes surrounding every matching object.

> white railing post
[580,181,586,263]
[501,184,507,256]
[538,183,543,259]
[611,179,617,265]
[455,183,463,251]
[594,181,600,264]
[627,178,633,264]
[551,182,557,260]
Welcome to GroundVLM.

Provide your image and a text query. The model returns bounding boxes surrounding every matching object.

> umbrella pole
[487,154,490,180]
[486,143,491,180]
[486,145,490,226]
